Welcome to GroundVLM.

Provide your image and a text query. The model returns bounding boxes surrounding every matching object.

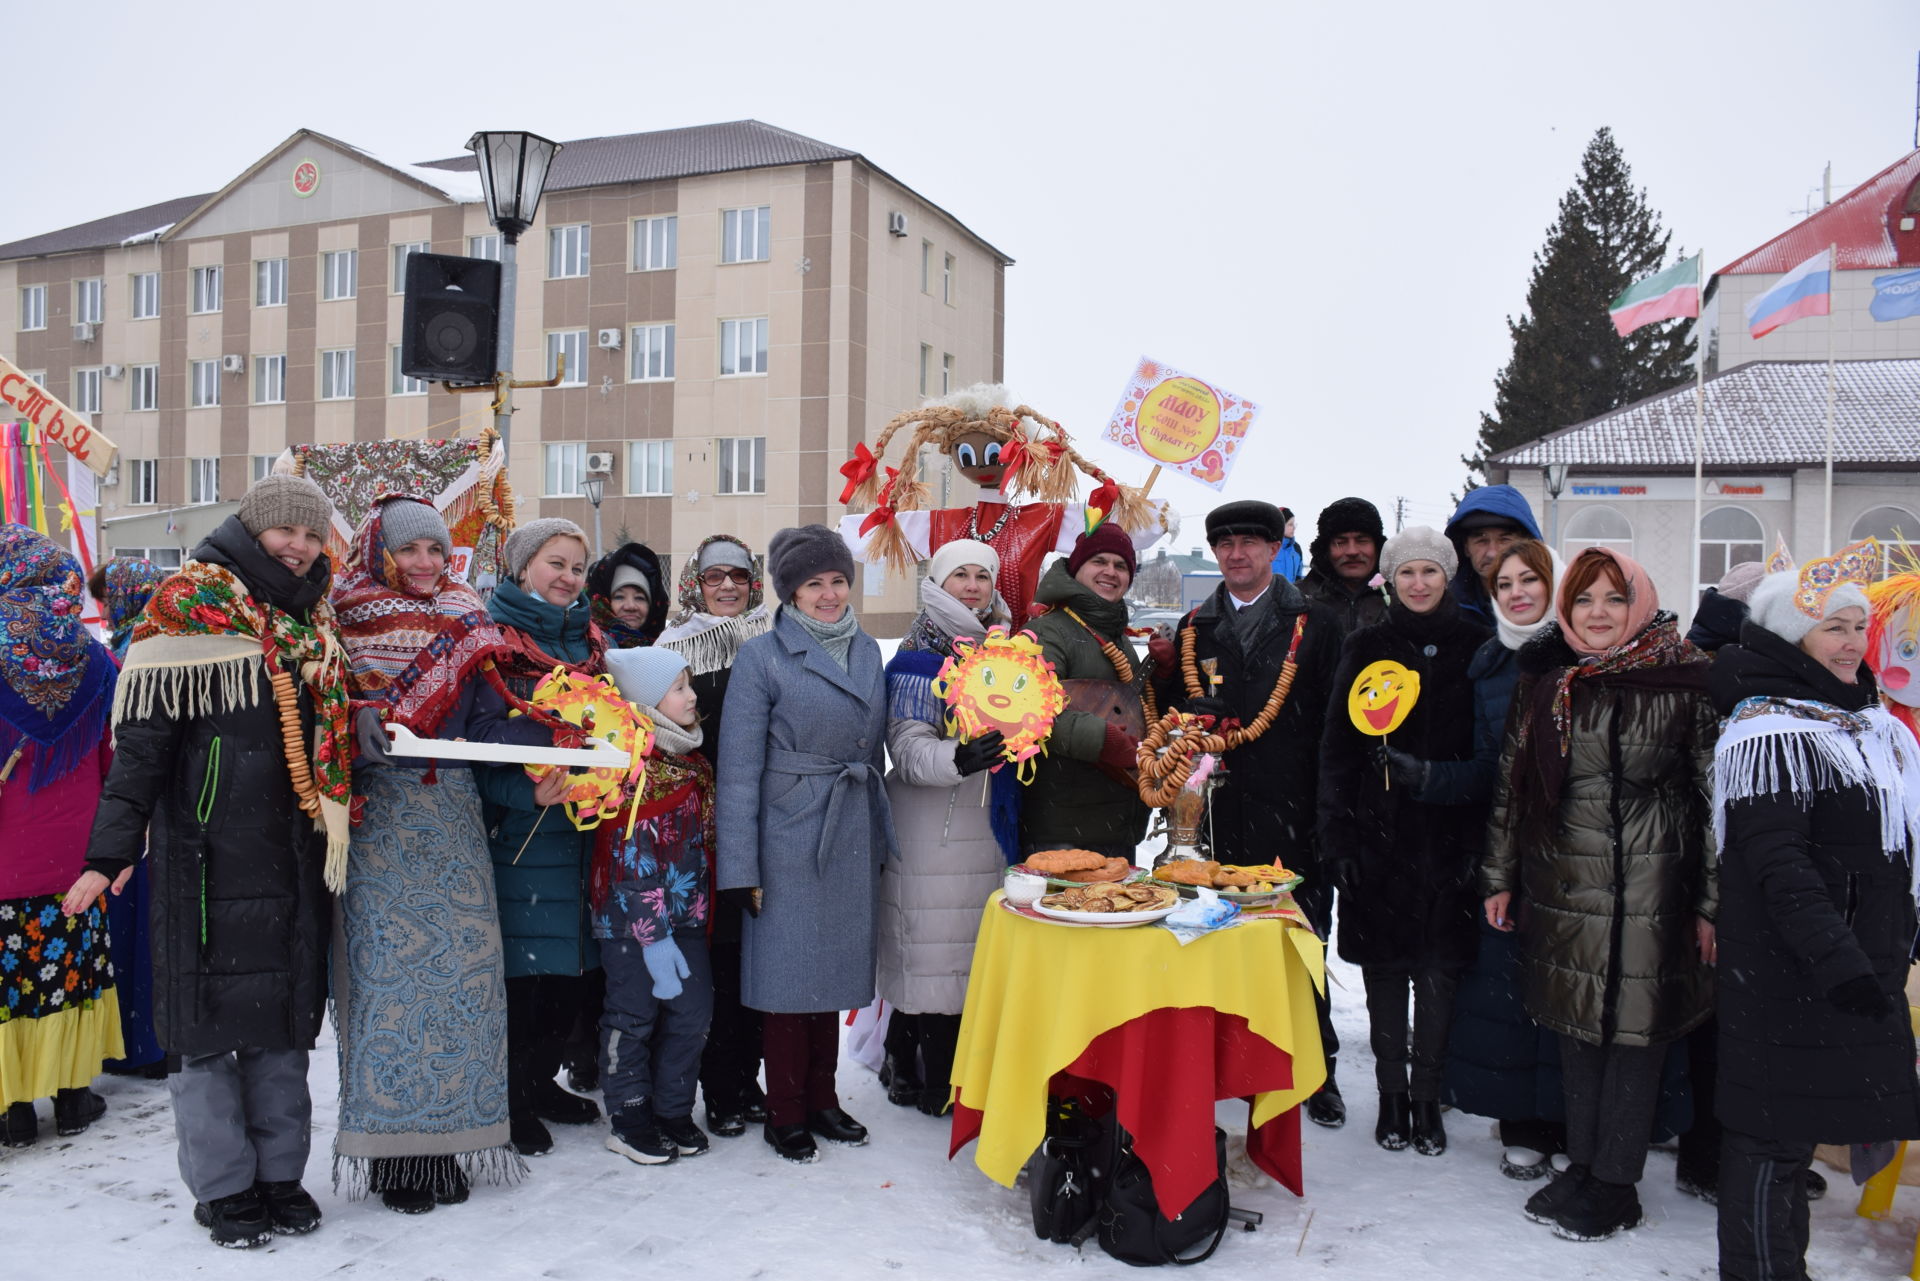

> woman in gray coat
[876,539,1012,1117]
[717,526,897,1165]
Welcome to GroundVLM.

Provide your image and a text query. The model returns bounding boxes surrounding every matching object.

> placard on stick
[1101,356,1258,491]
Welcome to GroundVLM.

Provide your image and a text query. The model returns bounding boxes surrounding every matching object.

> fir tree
[1462,127,1696,488]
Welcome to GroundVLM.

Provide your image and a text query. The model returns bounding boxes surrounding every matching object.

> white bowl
[1003,871,1047,906]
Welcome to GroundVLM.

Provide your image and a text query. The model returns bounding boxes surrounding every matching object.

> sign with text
[0,353,119,478]
[1562,475,1792,502]
[1101,356,1258,491]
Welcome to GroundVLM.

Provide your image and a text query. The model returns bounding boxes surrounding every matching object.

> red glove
[1146,634,1177,681]
[1096,722,1141,788]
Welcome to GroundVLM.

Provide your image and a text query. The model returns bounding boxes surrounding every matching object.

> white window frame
[921,241,933,294]
[189,456,220,506]
[721,206,771,264]
[631,215,678,271]
[71,367,103,414]
[390,345,427,396]
[189,359,220,408]
[1850,505,1920,579]
[322,250,358,301]
[255,258,287,307]
[547,223,591,279]
[392,241,429,293]
[191,266,221,314]
[941,352,953,395]
[20,283,46,330]
[626,439,674,496]
[75,278,104,325]
[469,233,501,261]
[716,436,767,496]
[719,317,769,377]
[546,330,588,386]
[253,354,287,405]
[112,544,182,571]
[942,253,955,305]
[1561,504,1634,560]
[628,323,675,382]
[126,458,158,506]
[918,344,931,396]
[129,364,159,412]
[1695,505,1763,595]
[130,272,160,320]
[320,349,356,400]
[252,455,279,483]
[544,442,587,497]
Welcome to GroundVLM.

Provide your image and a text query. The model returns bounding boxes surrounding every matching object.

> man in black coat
[1299,496,1390,640]
[1171,499,1347,1125]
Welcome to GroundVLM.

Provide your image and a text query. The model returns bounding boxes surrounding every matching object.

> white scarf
[1493,547,1566,652]
[655,604,772,675]
[916,574,1010,645]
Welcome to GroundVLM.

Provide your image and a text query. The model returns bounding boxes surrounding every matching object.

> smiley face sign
[1348,660,1420,737]
[934,625,1067,781]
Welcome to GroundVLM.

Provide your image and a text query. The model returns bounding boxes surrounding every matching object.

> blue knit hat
[606,646,689,709]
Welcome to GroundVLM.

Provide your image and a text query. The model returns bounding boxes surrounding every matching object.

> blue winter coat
[1268,538,1304,583]
[1443,486,1542,623]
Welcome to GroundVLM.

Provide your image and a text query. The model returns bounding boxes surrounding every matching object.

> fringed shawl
[0,523,115,792]
[102,555,168,661]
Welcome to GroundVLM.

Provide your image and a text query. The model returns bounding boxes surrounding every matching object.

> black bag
[1096,1126,1231,1267]
[1029,1097,1111,1245]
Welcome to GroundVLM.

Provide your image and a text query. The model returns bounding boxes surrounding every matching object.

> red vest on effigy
[929,502,1066,631]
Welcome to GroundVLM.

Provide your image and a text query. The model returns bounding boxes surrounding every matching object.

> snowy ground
[8,945,1919,1281]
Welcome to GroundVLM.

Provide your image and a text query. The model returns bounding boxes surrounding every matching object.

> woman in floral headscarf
[656,534,772,1137]
[92,555,169,662]
[1,524,122,1148]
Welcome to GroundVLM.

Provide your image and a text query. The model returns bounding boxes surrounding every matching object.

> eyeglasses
[698,569,753,587]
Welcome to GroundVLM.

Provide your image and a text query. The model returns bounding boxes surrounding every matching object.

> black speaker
[401,252,502,385]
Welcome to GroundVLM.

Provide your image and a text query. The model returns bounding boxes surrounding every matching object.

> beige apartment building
[0,121,1008,631]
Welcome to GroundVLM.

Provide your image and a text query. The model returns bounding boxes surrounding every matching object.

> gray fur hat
[1380,525,1458,581]
[504,517,589,582]
[767,524,856,602]
[238,474,332,538]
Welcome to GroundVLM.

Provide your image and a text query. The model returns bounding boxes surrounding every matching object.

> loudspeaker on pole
[401,252,503,385]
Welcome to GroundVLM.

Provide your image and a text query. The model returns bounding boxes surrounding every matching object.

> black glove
[1828,975,1893,1019]
[953,730,1006,777]
[1185,696,1230,725]
[355,706,392,765]
[722,886,763,919]
[1371,743,1429,792]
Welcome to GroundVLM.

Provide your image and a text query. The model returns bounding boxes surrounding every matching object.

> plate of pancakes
[1015,848,1145,888]
[1151,860,1302,907]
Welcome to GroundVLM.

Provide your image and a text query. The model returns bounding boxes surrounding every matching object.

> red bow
[997,438,1062,493]
[838,442,878,505]
[857,467,901,537]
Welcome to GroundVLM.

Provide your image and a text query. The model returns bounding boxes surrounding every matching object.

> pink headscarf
[1558,547,1660,658]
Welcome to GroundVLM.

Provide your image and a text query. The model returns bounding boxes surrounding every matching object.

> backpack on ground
[1095,1125,1232,1267]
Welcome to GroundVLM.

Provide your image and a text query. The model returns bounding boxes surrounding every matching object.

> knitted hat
[379,497,451,555]
[610,564,650,599]
[1065,523,1136,578]
[1749,567,1873,645]
[1380,525,1458,581]
[1716,560,1765,605]
[606,646,690,709]
[698,539,754,573]
[1205,500,1285,545]
[767,524,857,602]
[927,538,1000,589]
[503,518,589,582]
[238,474,332,538]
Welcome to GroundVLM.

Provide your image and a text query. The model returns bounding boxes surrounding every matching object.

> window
[75,278,104,325]
[719,317,768,376]
[130,272,160,319]
[918,344,931,396]
[129,364,158,411]
[717,437,766,496]
[469,233,501,261]
[254,355,286,405]
[942,253,955,305]
[320,349,355,399]
[71,368,102,414]
[252,455,278,483]
[322,250,357,301]
[632,215,678,270]
[390,346,426,396]
[627,440,674,496]
[721,206,771,264]
[126,459,158,505]
[1851,506,1920,579]
[1696,506,1763,593]
[392,241,429,293]
[546,330,588,385]
[1563,505,1634,559]
[921,241,933,293]
[191,266,221,314]
[544,442,586,497]
[113,544,182,571]
[190,359,220,407]
[255,258,287,307]
[629,324,675,381]
[19,284,46,330]
[189,457,220,505]
[941,352,953,395]
[547,223,590,278]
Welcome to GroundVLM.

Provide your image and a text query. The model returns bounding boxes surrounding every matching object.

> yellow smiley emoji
[1348,659,1421,737]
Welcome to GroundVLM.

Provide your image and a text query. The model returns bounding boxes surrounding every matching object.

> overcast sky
[9,0,1916,548]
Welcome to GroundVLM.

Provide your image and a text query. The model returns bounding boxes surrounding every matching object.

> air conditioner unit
[220,353,245,374]
[103,364,126,380]
[596,328,623,351]
[72,322,97,342]
[585,452,615,474]
[886,211,909,237]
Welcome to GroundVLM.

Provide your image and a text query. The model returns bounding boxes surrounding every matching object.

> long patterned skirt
[0,895,122,1106]
[332,766,521,1195]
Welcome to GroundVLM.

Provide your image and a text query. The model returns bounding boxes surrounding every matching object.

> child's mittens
[643,936,692,1000]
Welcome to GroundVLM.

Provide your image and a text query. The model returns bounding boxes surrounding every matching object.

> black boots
[195,1189,274,1249]
[881,1054,922,1108]
[1552,1176,1643,1241]
[54,1087,107,1136]
[1409,1099,1446,1156]
[807,1106,869,1146]
[1524,1162,1590,1225]
[255,1180,324,1233]
[764,1121,819,1163]
[1374,1092,1410,1151]
[1306,1081,1346,1129]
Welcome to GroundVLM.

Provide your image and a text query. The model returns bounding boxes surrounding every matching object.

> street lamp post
[581,473,606,558]
[465,131,562,462]
[1544,462,1570,552]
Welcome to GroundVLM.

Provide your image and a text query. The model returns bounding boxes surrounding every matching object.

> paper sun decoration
[934,625,1067,783]
[522,667,653,835]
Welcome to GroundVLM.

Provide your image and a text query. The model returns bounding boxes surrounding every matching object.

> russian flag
[1744,248,1832,339]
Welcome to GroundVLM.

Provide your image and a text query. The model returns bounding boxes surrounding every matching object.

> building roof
[1492,359,1920,471]
[0,191,214,262]
[418,119,858,191]
[1718,149,1920,275]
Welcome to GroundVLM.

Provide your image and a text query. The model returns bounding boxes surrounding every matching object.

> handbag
[1029,1096,1112,1245]
[1096,1125,1231,1267]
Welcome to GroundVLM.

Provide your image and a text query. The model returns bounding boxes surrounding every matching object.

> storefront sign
[0,353,119,478]
[1561,475,1792,501]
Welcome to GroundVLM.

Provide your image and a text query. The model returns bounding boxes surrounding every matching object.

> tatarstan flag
[1608,254,1702,337]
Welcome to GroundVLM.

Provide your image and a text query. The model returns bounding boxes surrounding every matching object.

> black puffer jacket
[1711,625,1920,1142]
[1317,595,1490,969]
[83,517,333,1057]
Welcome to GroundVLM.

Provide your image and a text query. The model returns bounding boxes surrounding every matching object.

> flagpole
[1823,241,1837,555]
[1691,251,1706,607]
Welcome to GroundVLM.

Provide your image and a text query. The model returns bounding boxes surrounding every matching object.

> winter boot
[1806,1169,1828,1201]
[880,1054,923,1108]
[764,1120,819,1163]
[1410,1099,1446,1156]
[534,1078,599,1125]
[607,1110,678,1165]
[807,1106,869,1146]
[2,1100,36,1148]
[741,1082,768,1124]
[1552,1176,1642,1242]
[1674,1157,1717,1204]
[510,1110,553,1157]
[658,1115,710,1158]
[254,1180,323,1234]
[704,1098,747,1137]
[1306,1081,1346,1129]
[53,1087,106,1136]
[194,1189,274,1249]
[1374,1092,1411,1151]
[1524,1163,1590,1225]
[1502,1146,1552,1179]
